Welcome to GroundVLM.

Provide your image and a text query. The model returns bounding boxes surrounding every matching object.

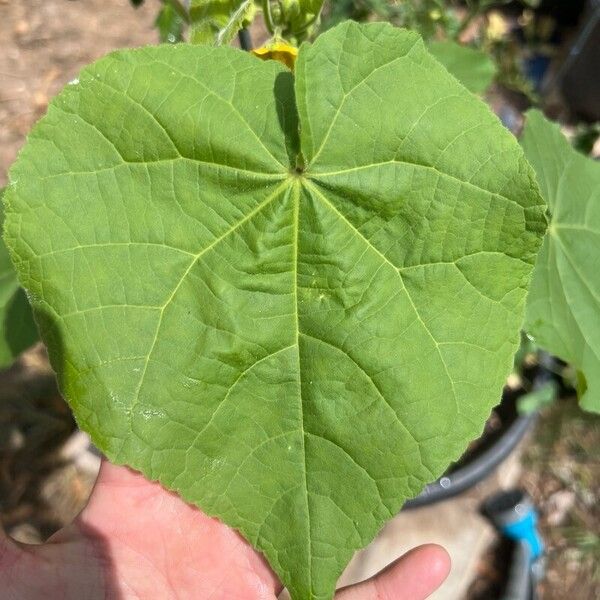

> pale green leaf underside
[0,190,38,367]
[428,40,497,94]
[189,0,255,45]
[5,23,544,599]
[522,109,600,413]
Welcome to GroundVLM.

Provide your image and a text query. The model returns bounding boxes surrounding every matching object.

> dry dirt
[0,0,159,186]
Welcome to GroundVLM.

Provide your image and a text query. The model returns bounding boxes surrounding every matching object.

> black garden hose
[502,540,537,600]
[402,410,537,509]
[403,358,554,510]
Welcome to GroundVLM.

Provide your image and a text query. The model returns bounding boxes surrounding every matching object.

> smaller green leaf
[428,40,497,94]
[522,109,600,413]
[0,189,38,367]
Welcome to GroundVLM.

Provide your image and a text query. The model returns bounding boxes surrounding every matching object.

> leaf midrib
[290,179,313,596]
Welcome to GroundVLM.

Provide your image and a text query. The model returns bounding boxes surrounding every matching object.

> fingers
[335,544,450,600]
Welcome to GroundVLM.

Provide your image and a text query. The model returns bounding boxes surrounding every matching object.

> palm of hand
[0,461,449,599]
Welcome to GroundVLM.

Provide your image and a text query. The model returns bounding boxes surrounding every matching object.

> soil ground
[1,1,599,598]
[0,0,158,186]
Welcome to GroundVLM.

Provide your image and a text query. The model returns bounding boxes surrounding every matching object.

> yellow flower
[251,41,298,71]
[487,11,509,41]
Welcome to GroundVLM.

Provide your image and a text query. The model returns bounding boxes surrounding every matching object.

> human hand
[0,460,450,599]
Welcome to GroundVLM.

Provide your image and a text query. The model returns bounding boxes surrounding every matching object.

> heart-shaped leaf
[522,109,600,413]
[4,23,545,598]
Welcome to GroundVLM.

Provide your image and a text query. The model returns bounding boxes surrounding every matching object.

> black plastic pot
[238,28,253,51]
[403,360,554,510]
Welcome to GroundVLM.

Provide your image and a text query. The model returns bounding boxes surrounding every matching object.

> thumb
[0,519,24,574]
[0,493,108,599]
[0,516,49,595]
[335,544,451,600]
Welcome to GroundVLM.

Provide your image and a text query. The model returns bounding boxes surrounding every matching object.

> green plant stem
[166,0,190,23]
[263,0,275,34]
[292,11,319,37]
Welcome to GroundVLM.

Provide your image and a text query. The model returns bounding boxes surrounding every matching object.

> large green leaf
[428,40,497,94]
[4,22,545,598]
[522,109,600,412]
[0,189,38,368]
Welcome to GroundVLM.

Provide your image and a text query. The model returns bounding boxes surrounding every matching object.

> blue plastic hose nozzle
[483,489,544,561]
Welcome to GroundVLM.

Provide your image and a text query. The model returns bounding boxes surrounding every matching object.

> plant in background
[155,1,187,43]
[1,3,599,598]
[322,1,501,94]
[322,0,458,38]
[322,1,545,97]
[189,0,259,44]
[130,1,550,97]
[130,0,327,45]
[130,0,187,43]
[572,122,600,156]
[521,110,600,413]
